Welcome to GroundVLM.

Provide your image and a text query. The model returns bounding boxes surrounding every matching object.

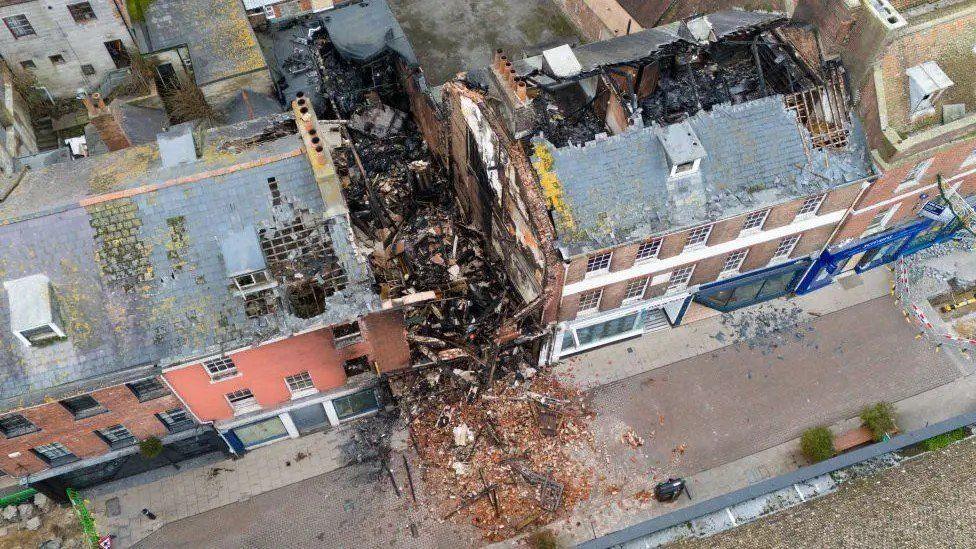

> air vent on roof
[157,123,198,168]
[865,0,906,30]
[657,121,706,179]
[907,61,953,120]
[221,228,275,295]
[542,44,582,79]
[3,274,66,347]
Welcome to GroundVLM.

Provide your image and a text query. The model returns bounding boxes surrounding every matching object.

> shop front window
[574,312,641,347]
[560,330,576,351]
[333,389,379,421]
[696,262,807,312]
[232,416,289,448]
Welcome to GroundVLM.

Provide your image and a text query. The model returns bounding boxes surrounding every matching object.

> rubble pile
[409,372,594,540]
[718,302,816,354]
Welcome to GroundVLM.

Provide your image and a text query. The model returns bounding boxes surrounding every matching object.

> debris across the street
[719,303,816,354]
[409,373,595,541]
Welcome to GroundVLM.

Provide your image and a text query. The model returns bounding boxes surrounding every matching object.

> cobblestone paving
[675,437,976,548]
[588,297,961,479]
[133,456,479,549]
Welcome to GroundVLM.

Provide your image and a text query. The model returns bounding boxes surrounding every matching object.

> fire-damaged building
[793,0,976,292]
[433,11,878,361]
[0,111,410,498]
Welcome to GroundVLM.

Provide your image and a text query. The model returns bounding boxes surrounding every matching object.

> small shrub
[918,427,970,452]
[139,436,164,459]
[801,426,835,463]
[860,402,897,442]
[528,529,559,549]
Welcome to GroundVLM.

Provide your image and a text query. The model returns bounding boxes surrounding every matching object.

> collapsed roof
[0,115,378,410]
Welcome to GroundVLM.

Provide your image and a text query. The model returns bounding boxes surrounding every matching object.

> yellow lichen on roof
[532,142,576,232]
[88,144,159,194]
[194,0,267,77]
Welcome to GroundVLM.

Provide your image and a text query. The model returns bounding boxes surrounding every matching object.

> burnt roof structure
[464,11,875,255]
[0,115,378,411]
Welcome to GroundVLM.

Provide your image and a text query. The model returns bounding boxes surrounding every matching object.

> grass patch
[801,426,835,463]
[918,427,970,452]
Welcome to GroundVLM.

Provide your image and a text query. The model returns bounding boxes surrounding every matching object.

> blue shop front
[796,214,963,295]
[694,257,813,312]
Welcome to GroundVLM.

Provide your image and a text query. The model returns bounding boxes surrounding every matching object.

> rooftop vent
[220,228,274,295]
[685,16,714,44]
[4,274,66,347]
[157,123,198,168]
[865,0,906,30]
[542,44,582,79]
[907,61,953,119]
[657,121,706,178]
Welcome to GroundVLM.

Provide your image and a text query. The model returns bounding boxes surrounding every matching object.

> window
[60,395,106,419]
[796,194,825,218]
[684,224,712,249]
[668,265,695,291]
[772,235,801,261]
[80,64,95,76]
[203,356,238,381]
[157,408,193,433]
[48,54,66,65]
[226,389,259,415]
[332,321,362,347]
[95,424,136,450]
[127,378,168,402]
[32,442,77,467]
[635,239,662,262]
[623,278,648,302]
[67,2,97,22]
[234,270,271,292]
[4,15,35,39]
[962,148,976,169]
[577,289,602,313]
[895,159,933,192]
[670,159,700,178]
[285,371,316,397]
[721,249,749,275]
[0,413,39,438]
[21,325,61,346]
[741,209,769,232]
[343,355,371,377]
[862,205,899,236]
[20,60,35,70]
[332,389,379,421]
[585,252,612,275]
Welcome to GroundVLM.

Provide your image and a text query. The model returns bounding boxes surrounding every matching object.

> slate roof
[321,0,419,66]
[533,95,873,255]
[143,0,268,86]
[0,116,378,411]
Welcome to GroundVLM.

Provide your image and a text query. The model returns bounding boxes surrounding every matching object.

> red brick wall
[0,382,181,477]
[832,138,976,244]
[164,313,409,422]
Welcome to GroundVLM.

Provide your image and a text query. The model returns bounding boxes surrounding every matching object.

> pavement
[387,0,581,84]
[86,426,356,548]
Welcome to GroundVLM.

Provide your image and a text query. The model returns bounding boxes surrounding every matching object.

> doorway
[103,39,130,69]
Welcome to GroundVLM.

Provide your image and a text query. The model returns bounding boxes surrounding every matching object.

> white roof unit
[542,44,583,79]
[906,61,953,117]
[657,121,706,166]
[4,274,65,346]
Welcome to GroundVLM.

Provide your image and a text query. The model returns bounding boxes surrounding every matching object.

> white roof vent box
[907,61,953,119]
[220,228,275,295]
[4,274,66,347]
[657,121,707,178]
[542,44,582,79]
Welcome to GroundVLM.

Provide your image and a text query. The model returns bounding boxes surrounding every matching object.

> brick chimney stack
[82,92,131,151]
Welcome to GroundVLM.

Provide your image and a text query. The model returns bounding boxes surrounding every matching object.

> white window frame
[740,209,770,234]
[226,388,260,415]
[667,264,695,292]
[720,249,749,277]
[894,159,933,193]
[795,194,826,221]
[635,238,662,263]
[3,14,35,39]
[862,204,901,237]
[771,234,801,263]
[285,371,317,399]
[623,278,649,304]
[234,270,273,293]
[684,224,712,250]
[577,288,603,314]
[585,252,613,277]
[332,321,363,348]
[203,356,239,382]
[97,424,136,448]
[669,158,701,179]
[962,148,976,169]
